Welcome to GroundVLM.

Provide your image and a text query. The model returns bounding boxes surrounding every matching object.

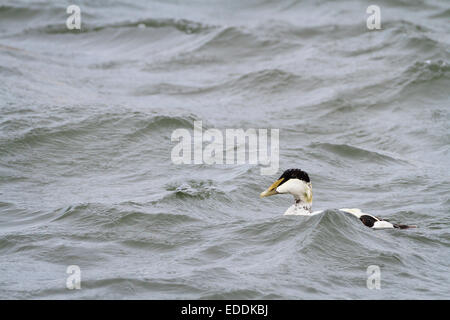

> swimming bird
[260,168,416,230]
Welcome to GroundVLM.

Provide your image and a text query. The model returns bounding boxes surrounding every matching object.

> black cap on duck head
[278,169,310,184]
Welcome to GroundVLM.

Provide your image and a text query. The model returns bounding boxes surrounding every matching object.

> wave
[143,25,298,71]
[192,25,284,53]
[224,69,303,93]
[308,142,408,164]
[132,83,211,96]
[151,180,232,213]
[230,211,350,248]
[164,180,220,199]
[77,277,204,299]
[16,17,213,36]
[52,202,199,226]
[382,59,450,102]
[134,68,309,97]
[403,60,449,85]
[123,114,197,138]
[0,64,22,76]
[0,112,197,151]
[430,8,450,19]
[228,210,414,269]
[200,288,276,300]
[0,4,60,19]
[0,201,204,259]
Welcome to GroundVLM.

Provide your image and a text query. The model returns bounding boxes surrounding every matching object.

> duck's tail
[393,224,417,229]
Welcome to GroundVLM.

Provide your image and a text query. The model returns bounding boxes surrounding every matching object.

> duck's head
[260,168,313,205]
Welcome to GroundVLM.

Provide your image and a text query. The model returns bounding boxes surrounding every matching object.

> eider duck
[260,168,416,230]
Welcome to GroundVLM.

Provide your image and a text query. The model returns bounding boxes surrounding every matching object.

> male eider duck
[260,168,416,230]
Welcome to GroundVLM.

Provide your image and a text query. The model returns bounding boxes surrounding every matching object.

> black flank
[359,215,377,228]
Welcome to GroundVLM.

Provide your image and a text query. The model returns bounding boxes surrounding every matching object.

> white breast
[284,205,323,216]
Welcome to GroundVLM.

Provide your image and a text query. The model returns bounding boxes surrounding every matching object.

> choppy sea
[0,0,449,299]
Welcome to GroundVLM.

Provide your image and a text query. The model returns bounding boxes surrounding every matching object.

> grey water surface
[0,0,449,299]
